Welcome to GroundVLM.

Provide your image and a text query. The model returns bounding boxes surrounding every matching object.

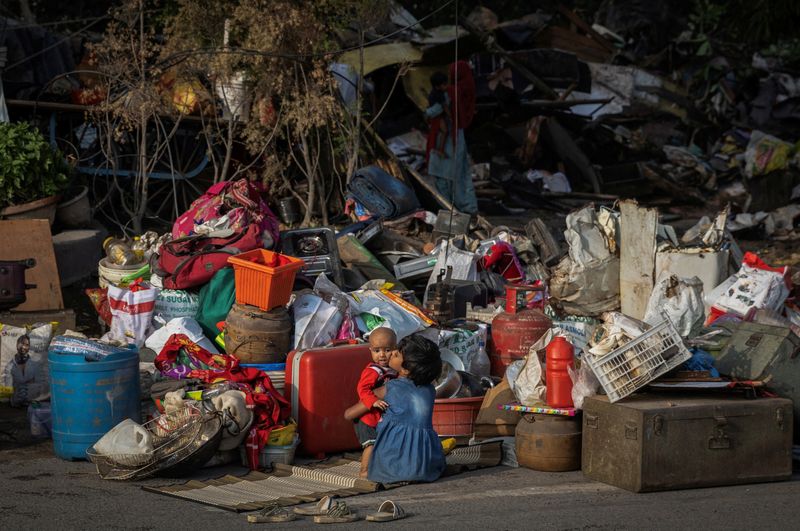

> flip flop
[366,500,406,522]
[247,502,297,523]
[313,501,360,524]
[294,495,337,516]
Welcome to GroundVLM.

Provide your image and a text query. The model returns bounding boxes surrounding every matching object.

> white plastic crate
[584,315,692,402]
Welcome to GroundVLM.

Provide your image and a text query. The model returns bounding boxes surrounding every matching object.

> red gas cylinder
[546,336,575,408]
[490,285,551,378]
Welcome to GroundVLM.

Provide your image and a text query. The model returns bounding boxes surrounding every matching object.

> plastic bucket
[432,396,483,436]
[98,257,144,289]
[49,346,141,460]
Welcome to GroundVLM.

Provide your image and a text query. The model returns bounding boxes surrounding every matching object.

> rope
[442,0,459,270]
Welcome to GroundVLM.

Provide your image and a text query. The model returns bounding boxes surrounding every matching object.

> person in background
[427,71,451,155]
[424,60,478,215]
[2,335,39,407]
[367,334,446,484]
[344,327,398,478]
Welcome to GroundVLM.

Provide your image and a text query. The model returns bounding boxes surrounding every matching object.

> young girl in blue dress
[367,334,446,484]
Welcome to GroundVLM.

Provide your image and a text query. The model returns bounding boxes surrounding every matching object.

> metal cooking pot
[434,361,462,399]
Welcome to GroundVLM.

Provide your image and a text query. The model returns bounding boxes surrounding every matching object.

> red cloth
[155,334,290,470]
[356,362,396,428]
[447,60,476,133]
[425,60,477,162]
[481,242,525,282]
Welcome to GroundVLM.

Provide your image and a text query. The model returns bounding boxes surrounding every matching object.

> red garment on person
[355,362,397,428]
[425,60,476,163]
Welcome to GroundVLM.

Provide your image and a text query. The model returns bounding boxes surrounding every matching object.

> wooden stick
[556,5,615,53]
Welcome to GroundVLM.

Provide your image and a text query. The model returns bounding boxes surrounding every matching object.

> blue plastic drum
[49,344,140,460]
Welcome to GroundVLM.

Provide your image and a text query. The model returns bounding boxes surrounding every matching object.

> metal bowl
[434,361,462,399]
[440,348,465,372]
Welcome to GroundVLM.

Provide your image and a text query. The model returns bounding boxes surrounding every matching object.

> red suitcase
[285,343,373,457]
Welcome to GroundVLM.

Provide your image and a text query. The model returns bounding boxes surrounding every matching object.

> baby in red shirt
[344,327,398,478]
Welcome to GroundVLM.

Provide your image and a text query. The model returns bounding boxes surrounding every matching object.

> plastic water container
[28,402,52,438]
[546,336,575,408]
[49,345,141,460]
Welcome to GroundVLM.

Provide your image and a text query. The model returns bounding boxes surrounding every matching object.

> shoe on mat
[247,502,297,523]
[366,500,406,522]
[313,501,359,524]
[294,495,337,516]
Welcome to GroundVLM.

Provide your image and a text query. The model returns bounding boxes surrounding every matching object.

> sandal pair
[248,496,406,524]
[247,502,296,523]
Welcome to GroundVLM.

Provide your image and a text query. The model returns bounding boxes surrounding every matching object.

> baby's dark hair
[398,334,442,386]
[430,71,447,88]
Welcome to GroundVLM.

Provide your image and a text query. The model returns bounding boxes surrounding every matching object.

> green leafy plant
[0,122,70,208]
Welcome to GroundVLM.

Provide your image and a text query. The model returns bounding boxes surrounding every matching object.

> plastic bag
[643,273,704,338]
[292,293,343,350]
[106,283,159,347]
[550,320,597,352]
[512,350,546,406]
[314,274,358,341]
[347,289,431,340]
[85,288,112,326]
[49,335,133,361]
[550,255,620,317]
[424,244,480,305]
[505,359,525,395]
[568,362,599,410]
[153,289,200,325]
[145,317,219,356]
[93,419,154,464]
[438,324,490,377]
[550,205,620,316]
[1,322,54,398]
[744,130,793,178]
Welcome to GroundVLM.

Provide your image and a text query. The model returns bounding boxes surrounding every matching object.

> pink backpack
[172,180,280,247]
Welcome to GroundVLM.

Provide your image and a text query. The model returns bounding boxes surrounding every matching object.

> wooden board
[0,220,63,311]
[619,200,657,320]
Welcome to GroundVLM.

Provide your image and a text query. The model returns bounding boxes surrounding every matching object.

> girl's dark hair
[398,334,442,386]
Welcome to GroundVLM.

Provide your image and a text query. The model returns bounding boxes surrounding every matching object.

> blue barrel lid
[241,362,285,372]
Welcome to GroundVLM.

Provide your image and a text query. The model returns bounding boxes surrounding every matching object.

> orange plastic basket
[227,249,304,311]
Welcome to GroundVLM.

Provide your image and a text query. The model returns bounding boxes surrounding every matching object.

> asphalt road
[1,437,799,531]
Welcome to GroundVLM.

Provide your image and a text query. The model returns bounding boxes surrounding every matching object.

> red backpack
[154,225,261,289]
